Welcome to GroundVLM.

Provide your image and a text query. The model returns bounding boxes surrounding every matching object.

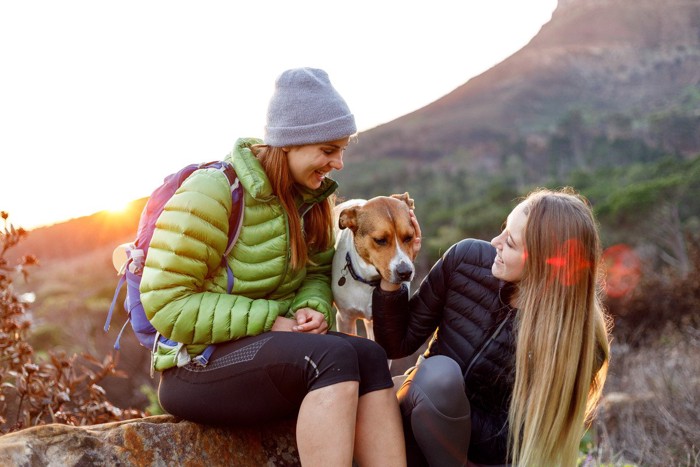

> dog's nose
[396,262,414,282]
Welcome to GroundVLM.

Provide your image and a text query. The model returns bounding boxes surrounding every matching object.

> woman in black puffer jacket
[373,187,611,467]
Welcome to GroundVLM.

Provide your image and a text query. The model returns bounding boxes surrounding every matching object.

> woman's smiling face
[285,137,349,190]
[490,201,528,282]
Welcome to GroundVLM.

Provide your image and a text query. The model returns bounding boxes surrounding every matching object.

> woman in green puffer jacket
[140,68,406,467]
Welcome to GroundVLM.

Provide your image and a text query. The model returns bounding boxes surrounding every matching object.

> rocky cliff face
[0,415,300,466]
[346,0,700,163]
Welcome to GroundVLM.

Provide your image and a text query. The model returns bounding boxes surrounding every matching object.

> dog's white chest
[332,229,376,321]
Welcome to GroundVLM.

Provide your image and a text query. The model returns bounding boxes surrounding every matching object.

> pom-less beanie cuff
[264,67,357,147]
[265,114,356,147]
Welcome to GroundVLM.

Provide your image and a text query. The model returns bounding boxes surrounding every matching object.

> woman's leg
[297,380,359,466]
[159,331,400,466]
[159,332,361,424]
[332,332,405,467]
[354,387,406,467]
[398,355,471,467]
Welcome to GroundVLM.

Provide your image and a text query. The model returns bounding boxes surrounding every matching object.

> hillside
[323,0,700,277]
[343,0,700,166]
[5,198,146,264]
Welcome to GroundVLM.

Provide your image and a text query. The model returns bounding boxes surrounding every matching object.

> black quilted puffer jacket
[373,238,516,465]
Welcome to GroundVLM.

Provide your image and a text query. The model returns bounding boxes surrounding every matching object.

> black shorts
[158,331,392,425]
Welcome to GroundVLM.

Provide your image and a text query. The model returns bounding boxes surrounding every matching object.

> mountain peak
[346,0,700,164]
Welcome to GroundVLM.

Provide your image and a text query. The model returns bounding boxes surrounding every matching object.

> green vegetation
[337,110,700,282]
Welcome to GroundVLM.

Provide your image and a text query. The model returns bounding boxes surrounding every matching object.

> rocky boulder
[0,415,300,466]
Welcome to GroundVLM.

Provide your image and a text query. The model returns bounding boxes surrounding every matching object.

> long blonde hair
[508,187,611,466]
[253,145,335,270]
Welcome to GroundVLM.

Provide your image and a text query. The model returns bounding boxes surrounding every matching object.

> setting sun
[104,199,131,214]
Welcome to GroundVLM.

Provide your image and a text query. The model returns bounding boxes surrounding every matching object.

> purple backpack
[105,161,244,368]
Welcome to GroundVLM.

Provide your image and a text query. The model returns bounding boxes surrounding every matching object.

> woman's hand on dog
[410,209,422,256]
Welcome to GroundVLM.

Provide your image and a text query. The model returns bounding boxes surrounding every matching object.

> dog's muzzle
[396,261,414,282]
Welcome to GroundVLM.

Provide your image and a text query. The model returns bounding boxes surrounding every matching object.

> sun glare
[104,199,131,214]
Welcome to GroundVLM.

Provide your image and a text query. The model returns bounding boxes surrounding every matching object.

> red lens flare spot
[546,239,591,286]
[546,257,567,268]
[602,244,641,298]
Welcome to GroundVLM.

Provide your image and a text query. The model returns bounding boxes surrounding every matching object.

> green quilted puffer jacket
[140,137,338,371]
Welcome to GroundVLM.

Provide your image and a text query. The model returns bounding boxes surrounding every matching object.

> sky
[1,0,558,230]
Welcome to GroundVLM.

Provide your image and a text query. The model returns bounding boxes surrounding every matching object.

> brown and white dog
[332,193,417,340]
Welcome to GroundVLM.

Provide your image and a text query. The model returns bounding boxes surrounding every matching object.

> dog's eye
[373,238,388,246]
[403,236,413,244]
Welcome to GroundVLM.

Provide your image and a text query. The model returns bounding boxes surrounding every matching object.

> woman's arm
[372,245,453,359]
[289,245,335,326]
[140,169,285,345]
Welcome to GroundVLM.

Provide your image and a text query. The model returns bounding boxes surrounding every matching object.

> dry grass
[584,325,700,466]
[585,237,700,466]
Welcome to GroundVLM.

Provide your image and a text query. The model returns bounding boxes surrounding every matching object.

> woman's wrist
[379,279,403,292]
[271,316,295,332]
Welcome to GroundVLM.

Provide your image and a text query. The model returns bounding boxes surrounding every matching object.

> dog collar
[340,252,381,287]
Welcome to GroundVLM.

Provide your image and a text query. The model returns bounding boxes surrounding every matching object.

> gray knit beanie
[264,68,356,147]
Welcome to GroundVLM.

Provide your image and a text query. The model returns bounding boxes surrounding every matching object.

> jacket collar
[226,138,338,204]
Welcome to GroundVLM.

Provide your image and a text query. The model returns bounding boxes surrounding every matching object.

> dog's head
[338,192,417,284]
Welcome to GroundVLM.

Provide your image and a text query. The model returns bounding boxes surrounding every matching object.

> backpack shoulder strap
[198,161,244,257]
[224,166,244,256]
[197,161,244,294]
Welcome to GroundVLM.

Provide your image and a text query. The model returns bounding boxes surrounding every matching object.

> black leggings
[158,331,393,426]
[396,355,472,467]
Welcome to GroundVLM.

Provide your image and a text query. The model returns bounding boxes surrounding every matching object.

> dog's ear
[338,206,359,232]
[391,192,415,210]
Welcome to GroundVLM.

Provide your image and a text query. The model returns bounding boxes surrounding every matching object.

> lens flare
[546,239,591,286]
[602,244,641,298]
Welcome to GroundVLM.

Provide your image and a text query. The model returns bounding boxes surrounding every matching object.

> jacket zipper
[264,201,315,299]
[463,310,513,380]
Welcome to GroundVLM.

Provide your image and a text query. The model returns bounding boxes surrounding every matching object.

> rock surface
[0,415,300,466]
